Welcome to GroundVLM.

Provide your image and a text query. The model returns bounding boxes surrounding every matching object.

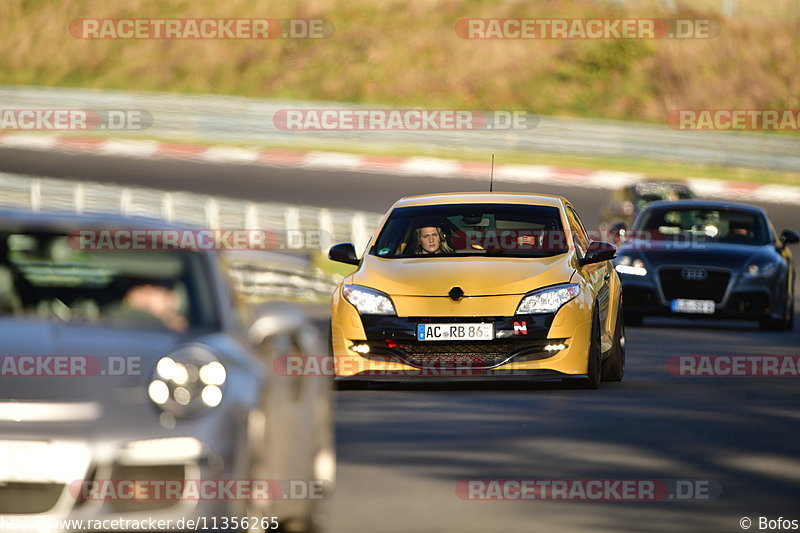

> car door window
[565,206,589,258]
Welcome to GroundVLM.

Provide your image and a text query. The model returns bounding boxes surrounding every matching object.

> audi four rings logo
[681,267,708,281]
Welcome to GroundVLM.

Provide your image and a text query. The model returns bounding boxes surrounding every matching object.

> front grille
[393,342,514,369]
[659,268,730,303]
[0,482,63,513]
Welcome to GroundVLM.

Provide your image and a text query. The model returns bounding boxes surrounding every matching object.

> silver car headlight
[148,344,227,417]
[615,255,648,276]
[516,283,581,314]
[744,261,779,279]
[343,284,396,315]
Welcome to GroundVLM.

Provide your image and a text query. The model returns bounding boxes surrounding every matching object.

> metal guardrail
[2,86,799,171]
[0,172,383,301]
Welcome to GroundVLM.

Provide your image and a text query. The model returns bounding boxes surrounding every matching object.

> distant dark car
[614,200,798,330]
[600,181,696,240]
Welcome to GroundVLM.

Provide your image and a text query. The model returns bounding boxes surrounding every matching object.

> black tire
[759,292,793,331]
[624,312,643,327]
[335,380,369,391]
[759,319,781,331]
[601,309,625,382]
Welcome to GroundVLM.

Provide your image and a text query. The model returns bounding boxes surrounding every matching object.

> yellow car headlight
[516,283,580,314]
[343,284,396,315]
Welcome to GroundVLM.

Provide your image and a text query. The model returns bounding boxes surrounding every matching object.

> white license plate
[671,299,715,314]
[417,323,493,341]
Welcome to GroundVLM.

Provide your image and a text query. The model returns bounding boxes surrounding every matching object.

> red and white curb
[2,133,799,205]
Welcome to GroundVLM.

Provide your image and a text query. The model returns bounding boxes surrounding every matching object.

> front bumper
[336,369,581,383]
[0,439,240,532]
[331,296,595,380]
[619,269,784,320]
[0,405,256,532]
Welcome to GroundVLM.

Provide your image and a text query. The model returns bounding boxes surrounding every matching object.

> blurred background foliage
[0,0,798,123]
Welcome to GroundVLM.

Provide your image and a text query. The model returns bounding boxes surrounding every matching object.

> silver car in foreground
[0,209,334,532]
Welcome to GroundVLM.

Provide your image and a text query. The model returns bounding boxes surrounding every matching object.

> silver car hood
[0,318,187,404]
[0,318,264,448]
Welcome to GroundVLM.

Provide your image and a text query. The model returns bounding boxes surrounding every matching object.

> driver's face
[419,227,441,253]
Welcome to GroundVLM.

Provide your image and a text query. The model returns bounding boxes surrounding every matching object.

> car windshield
[635,207,770,245]
[633,184,694,209]
[371,203,569,258]
[0,232,220,332]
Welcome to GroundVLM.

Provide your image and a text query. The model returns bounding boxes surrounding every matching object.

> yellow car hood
[351,253,575,296]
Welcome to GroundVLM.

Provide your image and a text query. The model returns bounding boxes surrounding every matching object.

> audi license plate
[671,299,715,314]
[417,323,493,341]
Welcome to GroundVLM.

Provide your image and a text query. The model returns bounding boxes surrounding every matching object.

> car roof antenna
[489,154,495,192]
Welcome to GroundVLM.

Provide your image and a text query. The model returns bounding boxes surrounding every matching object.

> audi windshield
[635,207,771,245]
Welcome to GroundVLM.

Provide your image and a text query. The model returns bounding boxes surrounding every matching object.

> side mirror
[780,229,800,247]
[246,300,326,367]
[328,242,359,265]
[245,301,334,493]
[580,241,617,266]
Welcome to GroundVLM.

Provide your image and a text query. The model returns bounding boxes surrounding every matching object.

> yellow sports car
[328,192,624,388]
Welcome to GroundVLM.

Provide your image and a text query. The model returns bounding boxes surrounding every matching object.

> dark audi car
[614,200,798,330]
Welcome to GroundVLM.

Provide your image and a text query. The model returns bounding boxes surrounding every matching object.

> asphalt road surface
[2,147,799,533]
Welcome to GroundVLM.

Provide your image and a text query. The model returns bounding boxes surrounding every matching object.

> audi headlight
[615,255,648,276]
[343,284,396,315]
[516,284,581,314]
[148,344,227,417]
[744,261,778,279]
